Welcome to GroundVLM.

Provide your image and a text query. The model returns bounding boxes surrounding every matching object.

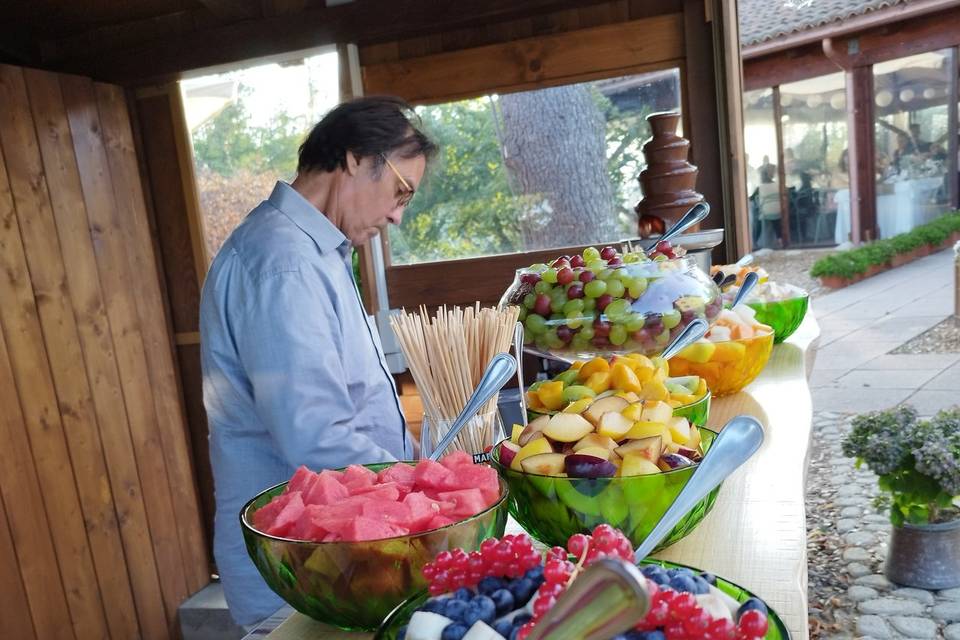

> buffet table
[835,178,946,243]
[255,313,820,640]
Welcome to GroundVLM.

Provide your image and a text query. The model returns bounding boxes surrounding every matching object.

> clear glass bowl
[667,329,775,397]
[374,558,791,640]
[501,256,722,359]
[239,462,509,631]
[489,429,719,552]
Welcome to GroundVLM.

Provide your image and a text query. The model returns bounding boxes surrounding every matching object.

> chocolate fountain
[635,112,704,238]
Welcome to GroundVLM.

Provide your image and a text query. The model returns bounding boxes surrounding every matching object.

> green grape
[523,293,536,309]
[625,313,645,332]
[565,311,585,329]
[545,329,565,349]
[613,269,632,282]
[655,327,671,345]
[584,279,607,298]
[583,297,597,311]
[529,262,550,273]
[542,268,558,284]
[536,336,549,350]
[579,325,595,340]
[653,254,668,263]
[562,298,585,315]
[662,309,681,329]
[571,334,589,349]
[525,314,547,334]
[550,296,567,313]
[609,324,628,346]
[583,247,601,262]
[555,370,580,386]
[549,312,565,322]
[586,260,607,273]
[606,279,626,298]
[534,280,553,295]
[604,298,630,322]
[524,327,535,342]
[622,252,641,264]
[628,278,648,298]
[517,307,528,322]
[598,268,615,280]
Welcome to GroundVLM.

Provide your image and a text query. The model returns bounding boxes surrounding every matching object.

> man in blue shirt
[199,97,437,626]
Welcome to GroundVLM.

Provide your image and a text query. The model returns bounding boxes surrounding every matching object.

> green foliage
[810,210,960,279]
[842,406,960,525]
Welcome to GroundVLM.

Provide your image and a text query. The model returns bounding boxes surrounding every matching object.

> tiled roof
[738,0,908,47]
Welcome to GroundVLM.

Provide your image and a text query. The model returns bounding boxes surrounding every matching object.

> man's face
[343,151,426,245]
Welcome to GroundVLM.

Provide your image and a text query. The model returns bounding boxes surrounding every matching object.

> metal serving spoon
[730,270,760,309]
[428,353,518,461]
[514,321,528,427]
[646,202,711,256]
[658,317,709,362]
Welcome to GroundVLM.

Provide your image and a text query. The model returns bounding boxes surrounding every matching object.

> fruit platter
[524,354,711,427]
[375,527,789,640]
[712,263,809,344]
[241,453,509,630]
[500,244,722,359]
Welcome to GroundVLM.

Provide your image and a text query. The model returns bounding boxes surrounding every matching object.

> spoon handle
[514,322,528,427]
[429,353,518,461]
[633,415,764,562]
[735,253,754,268]
[649,202,710,254]
[659,317,709,361]
[730,271,760,309]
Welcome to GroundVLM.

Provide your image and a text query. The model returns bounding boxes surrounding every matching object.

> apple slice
[667,416,692,445]
[615,435,662,462]
[543,413,594,442]
[624,420,667,440]
[518,414,550,447]
[520,452,567,476]
[510,423,524,444]
[575,445,613,461]
[640,400,673,425]
[572,433,618,452]
[620,453,662,477]
[499,441,521,468]
[510,437,554,471]
[596,411,634,440]
[582,396,630,426]
[687,425,702,450]
[620,402,644,422]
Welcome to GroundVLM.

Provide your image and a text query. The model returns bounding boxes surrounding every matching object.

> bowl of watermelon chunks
[240,452,509,631]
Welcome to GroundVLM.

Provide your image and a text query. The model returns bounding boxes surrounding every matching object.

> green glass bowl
[374,558,790,640]
[490,429,719,553]
[673,390,711,427]
[747,292,809,344]
[240,462,509,631]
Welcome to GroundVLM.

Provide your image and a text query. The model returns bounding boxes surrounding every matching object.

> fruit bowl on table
[374,551,790,640]
[489,427,720,553]
[240,461,510,631]
[500,245,722,360]
[668,308,775,398]
[745,285,809,344]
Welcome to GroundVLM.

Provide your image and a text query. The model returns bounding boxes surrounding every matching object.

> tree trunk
[498,85,616,249]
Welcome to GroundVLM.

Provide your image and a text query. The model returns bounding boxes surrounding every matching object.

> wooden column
[846,65,877,242]
[772,86,791,246]
[947,46,959,210]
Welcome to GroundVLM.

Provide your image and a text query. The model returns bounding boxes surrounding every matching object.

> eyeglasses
[381,153,415,208]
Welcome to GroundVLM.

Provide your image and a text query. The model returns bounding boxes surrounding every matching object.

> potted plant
[842,405,960,589]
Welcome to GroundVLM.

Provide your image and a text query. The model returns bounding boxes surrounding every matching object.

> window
[387,68,682,265]
[180,52,340,259]
[873,50,953,239]
[743,88,780,249]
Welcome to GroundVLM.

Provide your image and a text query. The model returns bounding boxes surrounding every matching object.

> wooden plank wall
[0,62,209,640]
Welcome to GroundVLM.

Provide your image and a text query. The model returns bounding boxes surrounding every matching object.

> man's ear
[345,150,360,176]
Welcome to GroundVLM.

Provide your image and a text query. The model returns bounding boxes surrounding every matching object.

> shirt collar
[268,181,349,255]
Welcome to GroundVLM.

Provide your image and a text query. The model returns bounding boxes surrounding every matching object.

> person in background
[200,96,438,629]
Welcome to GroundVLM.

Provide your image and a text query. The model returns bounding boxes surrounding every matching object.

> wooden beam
[846,66,878,243]
[948,47,959,211]
[195,0,261,21]
[772,86,791,247]
[44,0,617,84]
[743,45,838,92]
[362,14,684,104]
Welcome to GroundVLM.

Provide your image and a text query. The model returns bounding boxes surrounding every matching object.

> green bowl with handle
[490,428,719,553]
[240,462,509,631]
[373,557,790,639]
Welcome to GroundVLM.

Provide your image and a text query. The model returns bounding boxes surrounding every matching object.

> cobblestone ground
[808,412,960,639]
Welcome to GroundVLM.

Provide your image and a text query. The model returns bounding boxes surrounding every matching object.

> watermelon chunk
[303,471,349,506]
[426,514,455,531]
[266,491,305,537]
[361,499,412,527]
[312,501,364,521]
[341,465,377,490]
[289,504,329,541]
[439,451,474,470]
[377,463,417,490]
[252,492,293,532]
[437,488,487,519]
[286,465,319,494]
[348,483,400,502]
[414,459,456,491]
[403,492,452,531]
[343,516,409,541]
[452,464,501,505]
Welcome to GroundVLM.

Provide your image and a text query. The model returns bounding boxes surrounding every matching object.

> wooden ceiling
[1,0,621,85]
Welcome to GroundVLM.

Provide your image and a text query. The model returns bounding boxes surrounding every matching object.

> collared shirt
[200,181,411,625]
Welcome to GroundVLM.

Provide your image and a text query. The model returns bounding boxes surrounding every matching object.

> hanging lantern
[829,93,846,110]
[923,88,937,100]
[899,88,915,103]
[876,90,893,107]
[806,94,822,108]
[780,93,793,107]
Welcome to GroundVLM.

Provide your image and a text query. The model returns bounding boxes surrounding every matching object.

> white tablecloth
[834,177,945,243]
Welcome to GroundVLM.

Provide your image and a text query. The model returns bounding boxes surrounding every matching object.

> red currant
[548,546,567,561]
[671,593,699,619]
[664,621,689,640]
[533,595,556,617]
[517,623,534,640]
[738,610,768,638]
[434,550,453,571]
[644,600,670,626]
[683,610,712,635]
[543,560,569,585]
[422,564,437,580]
[567,533,590,557]
[708,618,736,640]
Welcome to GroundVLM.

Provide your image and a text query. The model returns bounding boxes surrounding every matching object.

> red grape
[596,294,613,311]
[556,267,575,286]
[579,270,596,283]
[520,272,541,285]
[569,255,585,268]
[600,246,617,260]
[533,294,551,317]
[607,257,624,267]
[566,284,584,299]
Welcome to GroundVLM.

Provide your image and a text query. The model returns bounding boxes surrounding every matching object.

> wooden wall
[0,63,208,640]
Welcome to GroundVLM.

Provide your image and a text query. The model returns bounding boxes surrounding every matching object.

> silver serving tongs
[526,559,651,640]
[645,202,710,256]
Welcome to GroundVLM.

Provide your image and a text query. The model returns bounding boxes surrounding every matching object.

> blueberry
[692,576,711,595]
[513,614,532,627]
[441,623,469,640]
[489,588,516,615]
[454,587,474,601]
[494,620,514,637]
[464,595,496,625]
[632,631,666,640]
[509,629,521,640]
[669,574,698,593]
[422,598,448,615]
[736,597,769,622]
[699,572,717,586]
[641,566,669,585]
[397,625,407,640]
[674,567,695,577]
[479,576,507,595]
[524,565,544,583]
[444,599,470,622]
[509,577,537,605]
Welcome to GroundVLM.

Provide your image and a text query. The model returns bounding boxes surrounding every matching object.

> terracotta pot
[820,275,848,289]
[886,518,960,589]
[916,245,932,258]
[865,264,886,277]
[951,231,960,244]
[891,253,911,268]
